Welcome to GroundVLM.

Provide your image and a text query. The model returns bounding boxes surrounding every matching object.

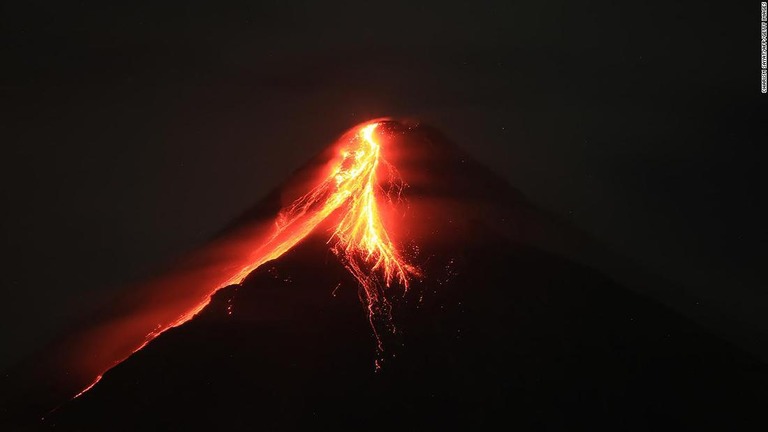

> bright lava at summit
[73,121,419,398]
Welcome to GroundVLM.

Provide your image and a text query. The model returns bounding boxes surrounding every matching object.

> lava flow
[225,122,417,292]
[73,121,418,399]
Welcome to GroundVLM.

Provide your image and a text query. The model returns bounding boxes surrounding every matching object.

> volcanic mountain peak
[3,120,767,430]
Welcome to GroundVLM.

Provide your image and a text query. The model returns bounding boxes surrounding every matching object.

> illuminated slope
[72,121,418,400]
[0,121,427,426]
[226,123,416,289]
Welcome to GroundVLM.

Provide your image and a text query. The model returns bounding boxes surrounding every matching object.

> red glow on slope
[72,375,102,399]
[223,122,416,292]
[72,121,418,398]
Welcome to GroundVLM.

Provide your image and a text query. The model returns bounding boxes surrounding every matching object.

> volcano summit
[2,121,766,430]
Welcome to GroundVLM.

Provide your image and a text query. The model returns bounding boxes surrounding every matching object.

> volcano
[2,121,766,430]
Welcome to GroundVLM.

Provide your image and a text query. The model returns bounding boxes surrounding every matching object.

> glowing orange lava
[73,121,417,398]
[224,122,416,292]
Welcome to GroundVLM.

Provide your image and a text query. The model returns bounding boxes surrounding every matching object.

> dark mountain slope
[47,229,767,430]
[9,122,767,430]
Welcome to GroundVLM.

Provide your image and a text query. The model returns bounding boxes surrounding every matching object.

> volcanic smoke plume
[2,120,767,430]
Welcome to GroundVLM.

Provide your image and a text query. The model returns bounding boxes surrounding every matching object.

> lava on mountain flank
[3,120,766,431]
[71,120,420,400]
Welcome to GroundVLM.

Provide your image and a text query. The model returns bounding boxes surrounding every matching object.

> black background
[1,1,765,369]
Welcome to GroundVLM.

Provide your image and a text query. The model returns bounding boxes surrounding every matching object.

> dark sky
[1,1,765,368]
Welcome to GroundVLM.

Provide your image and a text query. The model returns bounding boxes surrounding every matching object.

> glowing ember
[73,121,417,398]
[72,375,102,399]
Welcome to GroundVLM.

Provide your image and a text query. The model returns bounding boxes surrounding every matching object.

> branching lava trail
[74,121,418,398]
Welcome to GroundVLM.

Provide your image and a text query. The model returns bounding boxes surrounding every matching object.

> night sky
[1,1,765,369]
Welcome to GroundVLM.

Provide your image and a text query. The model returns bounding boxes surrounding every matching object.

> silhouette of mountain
[5,123,767,430]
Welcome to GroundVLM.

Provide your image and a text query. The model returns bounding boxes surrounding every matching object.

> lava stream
[74,121,417,398]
